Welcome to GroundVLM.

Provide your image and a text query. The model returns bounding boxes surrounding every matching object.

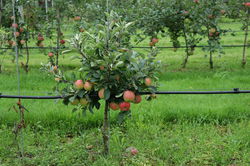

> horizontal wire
[0,47,67,50]
[133,44,250,49]
[1,88,250,100]
[0,44,249,51]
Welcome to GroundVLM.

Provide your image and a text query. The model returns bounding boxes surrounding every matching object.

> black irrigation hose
[0,44,249,50]
[1,88,249,100]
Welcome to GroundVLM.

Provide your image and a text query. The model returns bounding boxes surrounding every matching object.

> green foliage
[51,12,160,113]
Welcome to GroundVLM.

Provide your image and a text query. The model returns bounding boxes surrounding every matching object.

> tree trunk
[24,40,30,73]
[182,55,189,68]
[55,8,61,67]
[242,14,249,68]
[209,51,213,69]
[182,23,190,68]
[102,101,110,155]
[0,0,3,25]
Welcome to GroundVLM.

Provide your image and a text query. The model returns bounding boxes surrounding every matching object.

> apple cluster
[71,77,153,112]
[149,38,159,47]
[209,28,220,38]
[8,23,26,47]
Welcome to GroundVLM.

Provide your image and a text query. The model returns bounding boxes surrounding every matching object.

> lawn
[0,20,250,165]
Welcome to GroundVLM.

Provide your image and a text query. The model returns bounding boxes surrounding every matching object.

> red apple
[134,95,142,104]
[60,40,65,44]
[48,52,54,57]
[145,77,152,86]
[100,65,105,71]
[126,147,139,155]
[19,27,24,33]
[123,90,135,102]
[20,40,25,45]
[84,81,93,91]
[12,23,18,28]
[109,102,119,110]
[151,38,159,44]
[75,80,84,89]
[98,88,105,99]
[131,148,139,155]
[37,36,44,41]
[53,66,58,71]
[14,32,20,37]
[119,102,130,111]
[243,2,250,7]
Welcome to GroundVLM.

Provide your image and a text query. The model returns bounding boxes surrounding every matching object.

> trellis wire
[0,46,66,50]
[132,44,250,49]
[0,44,249,50]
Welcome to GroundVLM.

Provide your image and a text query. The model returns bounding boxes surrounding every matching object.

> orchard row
[0,0,249,72]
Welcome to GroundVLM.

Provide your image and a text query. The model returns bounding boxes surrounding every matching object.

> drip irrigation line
[1,88,250,100]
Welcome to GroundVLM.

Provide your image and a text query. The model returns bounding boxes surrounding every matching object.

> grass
[0,20,250,165]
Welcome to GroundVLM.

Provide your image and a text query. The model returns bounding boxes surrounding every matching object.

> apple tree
[47,11,160,155]
[199,0,228,69]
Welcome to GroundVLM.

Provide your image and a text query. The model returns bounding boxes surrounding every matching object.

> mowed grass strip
[0,21,249,165]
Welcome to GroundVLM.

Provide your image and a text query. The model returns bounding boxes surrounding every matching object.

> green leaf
[76,90,85,98]
[104,89,111,100]
[88,103,94,114]
[94,102,101,110]
[115,61,124,68]
[115,92,124,98]
[70,55,80,60]
[62,50,72,54]
[70,73,76,81]
[72,108,78,113]
[63,98,70,105]
[69,96,76,102]
[81,107,87,116]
